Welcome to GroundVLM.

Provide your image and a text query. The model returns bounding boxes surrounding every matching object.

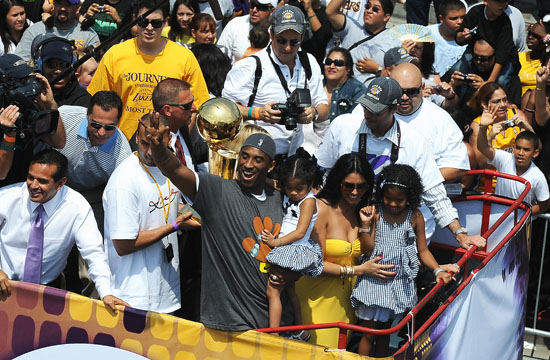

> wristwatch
[375,65,382,76]
[454,227,468,237]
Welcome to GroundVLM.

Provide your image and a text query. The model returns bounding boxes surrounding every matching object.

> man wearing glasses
[218,0,276,60]
[15,0,100,61]
[449,39,522,106]
[88,0,209,143]
[32,36,91,108]
[55,91,131,296]
[223,4,328,158]
[316,76,486,250]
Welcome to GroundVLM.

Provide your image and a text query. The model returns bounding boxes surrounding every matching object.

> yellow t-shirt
[473,108,521,190]
[87,38,209,139]
[519,51,541,96]
[161,26,194,45]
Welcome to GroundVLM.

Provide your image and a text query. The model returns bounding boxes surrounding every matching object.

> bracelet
[0,141,15,151]
[3,134,16,143]
[248,107,253,119]
[171,220,179,231]
[524,108,535,114]
[308,13,317,20]
[254,107,260,120]
[359,227,371,233]
[339,265,345,279]
[347,265,355,277]
[433,267,445,277]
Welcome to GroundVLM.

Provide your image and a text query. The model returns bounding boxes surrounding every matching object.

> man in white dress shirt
[0,149,128,312]
[222,4,328,157]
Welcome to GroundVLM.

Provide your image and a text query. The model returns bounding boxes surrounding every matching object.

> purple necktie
[23,205,44,283]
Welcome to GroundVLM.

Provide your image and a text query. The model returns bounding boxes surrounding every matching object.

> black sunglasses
[365,2,381,13]
[166,98,194,110]
[275,37,302,47]
[250,1,272,11]
[137,17,164,28]
[324,58,346,67]
[45,59,70,69]
[402,86,422,97]
[473,54,495,63]
[341,182,368,191]
[90,121,117,131]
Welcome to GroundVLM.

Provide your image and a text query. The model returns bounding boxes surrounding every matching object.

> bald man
[391,62,470,183]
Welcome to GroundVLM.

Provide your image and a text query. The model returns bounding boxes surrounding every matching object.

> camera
[0,70,59,142]
[97,5,105,12]
[503,119,515,130]
[271,88,311,131]
[460,73,474,83]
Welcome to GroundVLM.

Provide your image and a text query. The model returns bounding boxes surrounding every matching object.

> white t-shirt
[427,23,466,76]
[103,154,181,313]
[222,46,328,155]
[489,150,549,205]
[395,99,470,171]
[217,14,252,60]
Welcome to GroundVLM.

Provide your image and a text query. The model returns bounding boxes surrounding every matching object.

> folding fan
[388,24,435,43]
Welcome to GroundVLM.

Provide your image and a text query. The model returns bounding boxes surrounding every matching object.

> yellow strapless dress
[295,238,362,348]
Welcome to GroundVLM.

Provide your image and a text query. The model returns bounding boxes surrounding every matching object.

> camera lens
[284,117,297,131]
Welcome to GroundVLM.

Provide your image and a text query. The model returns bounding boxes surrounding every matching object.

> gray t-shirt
[15,21,99,61]
[193,173,283,331]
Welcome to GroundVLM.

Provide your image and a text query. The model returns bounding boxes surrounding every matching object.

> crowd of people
[0,0,549,356]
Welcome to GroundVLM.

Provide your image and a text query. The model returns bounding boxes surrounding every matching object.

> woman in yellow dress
[295,154,397,349]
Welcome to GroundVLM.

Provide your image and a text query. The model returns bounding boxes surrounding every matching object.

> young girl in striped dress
[351,164,453,357]
[261,151,323,341]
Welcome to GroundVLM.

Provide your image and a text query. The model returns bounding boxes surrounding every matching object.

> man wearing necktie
[0,149,129,312]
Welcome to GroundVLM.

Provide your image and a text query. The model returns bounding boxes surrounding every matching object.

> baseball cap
[40,38,74,64]
[257,0,278,8]
[241,133,276,160]
[54,0,81,4]
[383,47,418,68]
[356,77,402,115]
[271,5,305,35]
[0,54,37,78]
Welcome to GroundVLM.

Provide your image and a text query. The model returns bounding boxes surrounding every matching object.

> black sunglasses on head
[137,17,164,28]
[250,1,272,11]
[402,86,422,97]
[324,58,346,67]
[90,121,117,131]
[275,37,301,47]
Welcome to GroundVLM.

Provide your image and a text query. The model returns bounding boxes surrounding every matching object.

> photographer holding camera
[79,0,132,42]
[449,39,522,107]
[222,4,328,158]
[0,53,66,186]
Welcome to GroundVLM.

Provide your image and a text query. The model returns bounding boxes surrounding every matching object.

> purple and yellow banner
[0,282,367,359]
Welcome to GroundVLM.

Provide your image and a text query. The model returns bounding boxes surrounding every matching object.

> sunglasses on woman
[341,182,368,191]
[90,121,117,131]
[324,58,346,67]
[137,17,164,28]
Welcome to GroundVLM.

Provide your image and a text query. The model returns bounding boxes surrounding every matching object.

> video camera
[0,70,59,141]
[271,88,311,131]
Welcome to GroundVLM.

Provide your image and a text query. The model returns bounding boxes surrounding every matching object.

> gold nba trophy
[196,97,242,179]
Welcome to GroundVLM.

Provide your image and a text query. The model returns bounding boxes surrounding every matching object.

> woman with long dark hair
[295,153,396,348]
[0,0,29,55]
[190,43,231,97]
[164,0,199,44]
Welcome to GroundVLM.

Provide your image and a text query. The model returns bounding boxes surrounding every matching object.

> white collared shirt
[222,46,328,155]
[0,183,113,298]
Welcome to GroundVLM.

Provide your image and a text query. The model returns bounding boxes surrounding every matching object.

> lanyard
[266,46,306,96]
[136,153,171,223]
[359,121,401,164]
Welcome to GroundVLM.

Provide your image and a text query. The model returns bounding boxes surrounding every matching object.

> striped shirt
[56,105,132,191]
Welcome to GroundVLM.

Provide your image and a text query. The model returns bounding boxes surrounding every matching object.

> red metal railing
[255,169,532,354]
